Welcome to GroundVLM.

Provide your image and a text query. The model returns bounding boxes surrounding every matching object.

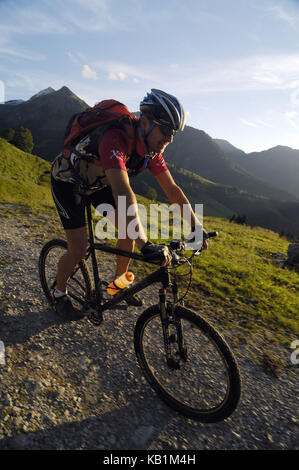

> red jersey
[51,126,168,194]
[98,128,168,176]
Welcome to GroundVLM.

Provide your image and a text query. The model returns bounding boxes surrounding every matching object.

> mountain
[214,138,246,165]
[0,87,296,201]
[165,126,297,202]
[215,140,299,200]
[2,87,55,106]
[28,87,55,101]
[0,86,89,160]
[4,99,25,106]
[130,161,299,235]
[241,146,299,199]
[1,85,299,234]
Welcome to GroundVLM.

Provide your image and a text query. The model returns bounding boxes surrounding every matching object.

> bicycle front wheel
[134,304,241,422]
[39,239,92,310]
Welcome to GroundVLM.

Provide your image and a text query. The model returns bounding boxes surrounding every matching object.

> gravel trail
[0,208,297,450]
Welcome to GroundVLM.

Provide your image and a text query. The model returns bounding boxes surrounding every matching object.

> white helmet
[140,89,185,132]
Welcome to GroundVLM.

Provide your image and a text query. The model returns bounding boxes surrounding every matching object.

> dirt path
[0,209,297,450]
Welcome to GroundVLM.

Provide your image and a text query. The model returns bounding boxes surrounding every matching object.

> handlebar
[170,231,218,252]
[206,231,218,239]
[166,231,218,301]
[169,231,218,265]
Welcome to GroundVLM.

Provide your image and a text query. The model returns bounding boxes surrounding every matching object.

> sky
[1,0,299,153]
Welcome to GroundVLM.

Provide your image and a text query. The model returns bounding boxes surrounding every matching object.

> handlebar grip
[207,231,218,238]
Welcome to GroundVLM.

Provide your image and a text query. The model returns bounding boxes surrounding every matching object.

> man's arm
[155,170,201,228]
[155,170,209,248]
[105,168,148,250]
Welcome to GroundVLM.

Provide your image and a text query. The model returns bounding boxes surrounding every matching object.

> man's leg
[115,238,135,277]
[114,210,142,306]
[56,226,88,292]
[51,177,88,318]
[91,186,134,277]
[91,186,142,306]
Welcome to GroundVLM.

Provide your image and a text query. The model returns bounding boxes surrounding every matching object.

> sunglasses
[158,125,176,138]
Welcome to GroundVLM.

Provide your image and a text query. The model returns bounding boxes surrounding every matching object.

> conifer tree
[11,126,34,153]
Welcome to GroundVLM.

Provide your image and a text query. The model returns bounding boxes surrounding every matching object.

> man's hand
[186,225,209,251]
[141,241,172,266]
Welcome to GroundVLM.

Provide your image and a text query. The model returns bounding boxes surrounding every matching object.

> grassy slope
[0,138,54,211]
[1,139,298,349]
[129,196,298,348]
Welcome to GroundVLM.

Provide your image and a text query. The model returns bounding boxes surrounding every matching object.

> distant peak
[57,86,73,95]
[252,145,297,155]
[29,87,55,101]
[4,99,25,106]
[269,145,292,151]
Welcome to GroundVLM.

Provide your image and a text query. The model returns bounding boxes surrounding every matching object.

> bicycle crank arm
[85,306,103,326]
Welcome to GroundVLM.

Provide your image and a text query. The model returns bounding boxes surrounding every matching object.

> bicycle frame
[84,202,185,367]
[85,201,176,313]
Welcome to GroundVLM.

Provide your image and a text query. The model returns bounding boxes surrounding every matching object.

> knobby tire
[39,238,92,310]
[134,304,241,422]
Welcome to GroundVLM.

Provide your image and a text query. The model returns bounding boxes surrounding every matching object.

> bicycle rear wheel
[39,239,92,310]
[134,304,241,422]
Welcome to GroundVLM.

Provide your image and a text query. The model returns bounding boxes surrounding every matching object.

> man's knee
[69,244,87,264]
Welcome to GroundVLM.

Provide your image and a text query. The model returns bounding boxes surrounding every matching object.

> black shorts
[51,177,116,230]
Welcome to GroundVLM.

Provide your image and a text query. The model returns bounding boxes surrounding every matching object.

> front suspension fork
[159,285,187,369]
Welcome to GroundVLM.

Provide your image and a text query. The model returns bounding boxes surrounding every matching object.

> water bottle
[107,272,135,295]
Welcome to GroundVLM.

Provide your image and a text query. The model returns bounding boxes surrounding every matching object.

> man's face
[142,117,174,154]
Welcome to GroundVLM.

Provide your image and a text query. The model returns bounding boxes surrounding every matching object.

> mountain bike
[39,201,241,423]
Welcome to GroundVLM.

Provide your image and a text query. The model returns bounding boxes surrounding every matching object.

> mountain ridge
[1,86,299,234]
[0,86,89,159]
[165,126,297,202]
[216,139,299,199]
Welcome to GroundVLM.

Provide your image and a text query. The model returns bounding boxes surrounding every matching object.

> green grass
[0,138,54,211]
[189,218,298,342]
[100,194,298,348]
[1,138,298,349]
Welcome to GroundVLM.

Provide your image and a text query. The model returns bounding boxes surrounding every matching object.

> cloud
[108,71,127,81]
[241,119,258,128]
[285,111,299,130]
[0,43,46,60]
[59,0,128,33]
[269,4,299,28]
[0,2,68,61]
[89,53,299,98]
[93,59,158,81]
[240,116,274,129]
[160,53,299,95]
[252,72,281,85]
[0,4,69,36]
[256,118,273,129]
[82,65,98,80]
[67,51,86,63]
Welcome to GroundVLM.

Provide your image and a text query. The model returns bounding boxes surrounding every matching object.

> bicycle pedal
[169,334,177,343]
[88,312,103,326]
[85,306,103,326]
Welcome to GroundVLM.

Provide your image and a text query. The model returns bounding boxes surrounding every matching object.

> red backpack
[63,99,138,159]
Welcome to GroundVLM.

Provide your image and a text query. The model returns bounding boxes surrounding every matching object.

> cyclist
[51,89,208,320]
